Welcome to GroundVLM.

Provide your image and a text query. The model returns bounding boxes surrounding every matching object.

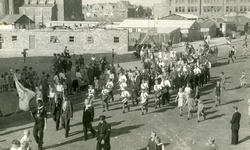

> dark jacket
[51,97,62,116]
[61,100,73,120]
[97,121,111,144]
[230,111,241,130]
[82,105,94,124]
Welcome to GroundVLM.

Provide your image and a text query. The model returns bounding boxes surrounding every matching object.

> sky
[82,0,162,6]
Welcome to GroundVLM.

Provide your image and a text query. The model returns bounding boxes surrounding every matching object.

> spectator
[10,139,21,150]
[20,130,32,150]
[4,72,9,91]
[78,55,85,68]
[0,75,4,92]
[21,49,27,63]
[147,131,160,150]
[208,138,218,150]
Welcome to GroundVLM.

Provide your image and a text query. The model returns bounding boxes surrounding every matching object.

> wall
[0,29,128,53]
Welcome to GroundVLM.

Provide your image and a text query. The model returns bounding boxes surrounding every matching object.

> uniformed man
[51,94,62,131]
[96,115,111,150]
[61,96,73,138]
[105,79,114,102]
[82,99,96,141]
[30,98,47,150]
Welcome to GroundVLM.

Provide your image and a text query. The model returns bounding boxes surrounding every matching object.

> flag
[14,75,36,111]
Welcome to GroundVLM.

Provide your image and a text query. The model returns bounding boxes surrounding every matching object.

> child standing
[20,130,31,150]
[21,49,27,63]
[240,70,247,88]
[208,138,219,150]
[10,139,21,150]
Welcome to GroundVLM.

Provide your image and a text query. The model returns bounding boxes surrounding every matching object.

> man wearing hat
[61,96,73,138]
[230,106,241,145]
[96,115,111,150]
[82,99,96,141]
[30,98,47,150]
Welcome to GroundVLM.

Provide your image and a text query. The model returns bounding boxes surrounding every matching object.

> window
[248,6,250,11]
[194,7,197,12]
[69,36,74,42]
[50,36,59,43]
[240,6,243,11]
[176,7,178,12]
[114,37,119,43]
[179,7,182,12]
[244,6,247,11]
[87,36,94,43]
[226,6,230,12]
[182,7,185,12]
[188,7,191,12]
[12,36,17,41]
[230,6,233,12]
[234,6,238,12]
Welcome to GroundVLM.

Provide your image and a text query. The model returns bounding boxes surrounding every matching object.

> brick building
[0,29,128,53]
[83,1,135,22]
[153,0,250,19]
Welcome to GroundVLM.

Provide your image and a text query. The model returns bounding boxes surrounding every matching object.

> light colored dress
[177,92,185,107]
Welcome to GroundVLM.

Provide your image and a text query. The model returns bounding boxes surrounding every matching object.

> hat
[99,115,106,120]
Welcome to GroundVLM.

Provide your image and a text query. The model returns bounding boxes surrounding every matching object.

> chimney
[8,0,14,14]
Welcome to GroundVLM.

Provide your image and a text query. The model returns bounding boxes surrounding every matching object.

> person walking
[240,70,247,88]
[51,94,62,131]
[214,81,222,107]
[21,49,28,63]
[230,106,241,145]
[30,99,47,150]
[61,96,73,138]
[96,115,111,150]
[82,99,96,141]
[175,88,186,116]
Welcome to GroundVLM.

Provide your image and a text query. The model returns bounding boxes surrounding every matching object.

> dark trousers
[231,130,239,145]
[108,91,114,102]
[162,92,170,105]
[131,90,139,105]
[96,142,111,150]
[33,122,44,149]
[61,116,70,136]
[53,111,60,130]
[42,89,48,102]
[102,97,109,110]
[83,122,96,140]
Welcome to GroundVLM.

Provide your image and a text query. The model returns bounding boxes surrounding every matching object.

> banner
[14,75,36,111]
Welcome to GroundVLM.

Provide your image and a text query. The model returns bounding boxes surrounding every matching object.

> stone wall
[0,29,128,54]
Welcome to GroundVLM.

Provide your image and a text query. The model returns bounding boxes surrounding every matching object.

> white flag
[14,75,36,111]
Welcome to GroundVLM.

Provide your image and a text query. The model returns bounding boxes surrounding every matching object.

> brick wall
[0,29,128,54]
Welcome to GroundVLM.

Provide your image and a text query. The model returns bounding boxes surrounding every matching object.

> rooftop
[118,19,196,29]
[0,14,34,25]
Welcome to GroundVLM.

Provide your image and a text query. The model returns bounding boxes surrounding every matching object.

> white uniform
[140,92,149,105]
[141,82,149,90]
[105,81,113,92]
[121,90,131,103]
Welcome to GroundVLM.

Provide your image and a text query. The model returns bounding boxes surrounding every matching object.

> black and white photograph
[0,0,250,150]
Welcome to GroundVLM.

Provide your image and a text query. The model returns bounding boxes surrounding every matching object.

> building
[161,13,198,20]
[19,0,57,27]
[199,18,218,38]
[118,19,201,42]
[0,29,128,53]
[83,1,136,22]
[154,0,250,19]
[0,14,35,30]
[57,0,82,21]
[0,0,25,15]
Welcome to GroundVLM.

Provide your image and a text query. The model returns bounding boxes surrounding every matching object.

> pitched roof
[200,19,217,28]
[175,13,198,19]
[0,15,33,25]
[109,3,117,7]
[223,16,250,25]
[118,19,197,29]
[121,1,134,9]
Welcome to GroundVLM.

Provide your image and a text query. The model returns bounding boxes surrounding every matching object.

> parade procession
[1,0,250,150]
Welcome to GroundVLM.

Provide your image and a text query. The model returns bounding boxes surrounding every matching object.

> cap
[99,115,106,120]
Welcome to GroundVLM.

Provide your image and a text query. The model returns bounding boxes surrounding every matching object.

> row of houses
[82,1,152,22]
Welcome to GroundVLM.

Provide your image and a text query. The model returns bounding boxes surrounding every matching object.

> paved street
[1,37,250,150]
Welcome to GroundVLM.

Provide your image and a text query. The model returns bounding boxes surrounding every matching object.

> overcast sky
[82,0,162,6]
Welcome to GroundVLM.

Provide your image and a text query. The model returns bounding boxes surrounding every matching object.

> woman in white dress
[175,88,186,116]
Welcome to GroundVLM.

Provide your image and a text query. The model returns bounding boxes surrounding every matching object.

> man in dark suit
[61,97,73,138]
[82,99,96,141]
[51,95,62,131]
[230,106,241,145]
[96,115,111,150]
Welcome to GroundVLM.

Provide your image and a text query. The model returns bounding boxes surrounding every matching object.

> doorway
[29,35,35,49]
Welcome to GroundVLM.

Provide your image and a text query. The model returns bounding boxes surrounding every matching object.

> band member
[96,115,111,150]
[100,87,109,112]
[82,99,96,141]
[120,88,131,113]
[105,79,114,102]
[51,93,63,131]
[61,97,73,138]
[161,76,171,105]
[30,98,47,150]
[154,80,162,109]
[214,81,221,107]
[141,89,149,115]
[141,79,149,92]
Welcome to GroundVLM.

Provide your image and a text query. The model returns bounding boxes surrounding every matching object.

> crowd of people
[3,35,250,150]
